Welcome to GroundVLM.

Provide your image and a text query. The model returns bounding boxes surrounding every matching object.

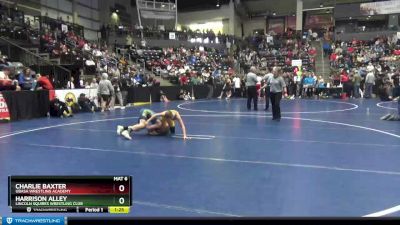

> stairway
[311,40,331,79]
[27,47,61,65]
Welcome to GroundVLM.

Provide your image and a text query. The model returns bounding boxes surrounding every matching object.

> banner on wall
[266,35,273,43]
[61,24,68,33]
[0,93,10,121]
[304,14,333,29]
[360,1,400,16]
[268,18,285,34]
[169,32,176,40]
[286,16,296,31]
[55,89,98,106]
[292,59,302,68]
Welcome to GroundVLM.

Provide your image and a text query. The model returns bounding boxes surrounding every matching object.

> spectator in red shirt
[341,70,352,98]
[340,70,349,83]
[330,53,337,61]
[330,53,337,67]
[308,47,317,56]
[351,39,358,46]
[77,38,85,49]
[179,74,188,86]
[37,74,54,90]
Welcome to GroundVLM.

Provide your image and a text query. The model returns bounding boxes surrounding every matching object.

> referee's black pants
[265,87,270,110]
[270,92,282,119]
[247,86,258,110]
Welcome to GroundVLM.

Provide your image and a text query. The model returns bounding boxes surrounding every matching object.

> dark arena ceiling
[175,0,378,13]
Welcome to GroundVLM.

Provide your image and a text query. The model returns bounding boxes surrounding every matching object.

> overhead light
[368,15,371,18]
[216,2,220,7]
[320,3,323,7]
[272,11,276,16]
[161,4,165,7]
[292,12,296,17]
[349,17,352,19]
[115,9,119,13]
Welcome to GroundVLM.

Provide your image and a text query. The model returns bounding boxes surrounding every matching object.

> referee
[261,67,273,111]
[245,66,258,110]
[269,68,287,121]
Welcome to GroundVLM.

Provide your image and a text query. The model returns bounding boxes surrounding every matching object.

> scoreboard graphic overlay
[8,176,132,214]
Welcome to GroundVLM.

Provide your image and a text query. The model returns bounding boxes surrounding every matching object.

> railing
[0,36,71,88]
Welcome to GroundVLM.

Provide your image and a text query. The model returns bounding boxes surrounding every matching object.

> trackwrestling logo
[2,217,64,225]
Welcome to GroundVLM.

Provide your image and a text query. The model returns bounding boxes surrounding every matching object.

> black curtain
[2,90,49,121]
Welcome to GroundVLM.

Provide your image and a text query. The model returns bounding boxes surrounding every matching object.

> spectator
[36,74,54,90]
[340,70,352,98]
[160,90,170,102]
[177,89,185,100]
[90,78,98,89]
[78,93,98,112]
[49,97,73,118]
[205,75,214,99]
[67,76,75,89]
[110,77,124,109]
[232,75,241,97]
[353,70,362,98]
[365,64,376,98]
[18,67,34,90]
[0,67,20,91]
[303,73,316,98]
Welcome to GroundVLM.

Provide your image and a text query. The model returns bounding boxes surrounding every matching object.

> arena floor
[1,98,400,217]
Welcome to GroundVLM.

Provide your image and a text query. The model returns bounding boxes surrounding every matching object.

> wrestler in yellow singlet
[146,110,189,140]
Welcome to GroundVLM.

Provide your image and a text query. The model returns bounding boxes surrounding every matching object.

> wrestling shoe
[387,114,398,121]
[380,114,391,120]
[121,130,132,140]
[117,125,124,135]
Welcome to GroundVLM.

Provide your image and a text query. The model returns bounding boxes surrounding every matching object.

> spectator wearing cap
[49,96,73,118]
[78,93,97,112]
